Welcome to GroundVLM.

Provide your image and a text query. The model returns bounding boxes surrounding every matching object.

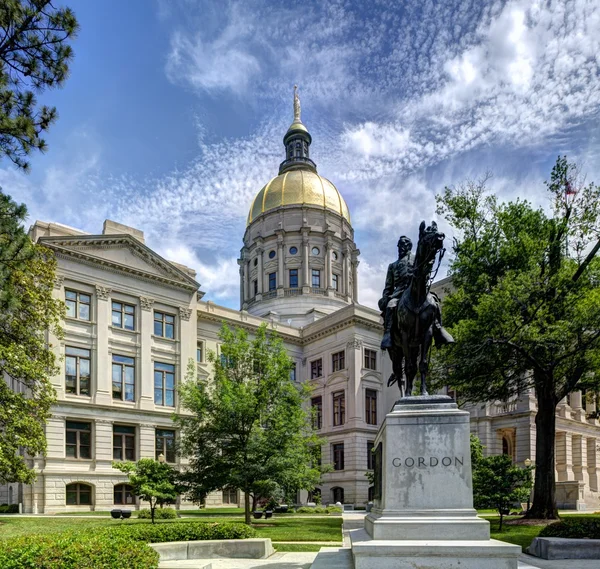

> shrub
[295,506,315,513]
[294,505,342,514]
[137,507,178,519]
[0,532,159,569]
[104,521,257,543]
[326,506,343,514]
[539,518,600,540]
[0,504,19,513]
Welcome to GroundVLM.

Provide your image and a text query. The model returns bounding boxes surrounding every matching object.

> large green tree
[0,190,64,483]
[0,0,78,171]
[176,324,323,525]
[433,157,600,519]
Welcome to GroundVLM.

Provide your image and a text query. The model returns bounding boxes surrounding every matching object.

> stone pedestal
[351,396,521,569]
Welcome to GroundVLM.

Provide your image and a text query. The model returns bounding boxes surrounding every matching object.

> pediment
[39,234,199,291]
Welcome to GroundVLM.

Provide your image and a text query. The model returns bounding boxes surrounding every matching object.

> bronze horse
[388,221,448,397]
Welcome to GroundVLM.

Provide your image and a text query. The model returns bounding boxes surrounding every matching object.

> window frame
[253,279,258,296]
[289,268,298,288]
[113,425,136,461]
[332,273,339,291]
[332,390,345,426]
[290,362,296,382]
[311,396,323,429]
[154,310,175,339]
[312,269,321,288]
[367,440,375,470]
[65,346,91,396]
[365,388,378,425]
[114,483,135,505]
[154,361,176,407]
[196,341,204,363]
[333,443,345,471]
[268,272,277,291]
[111,300,135,331]
[332,350,345,372]
[112,354,135,402]
[66,483,92,505]
[155,429,176,463]
[310,358,323,379]
[222,487,238,505]
[65,421,92,460]
[65,289,91,321]
[364,348,377,370]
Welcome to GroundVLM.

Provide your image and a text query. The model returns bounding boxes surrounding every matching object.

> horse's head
[416,220,445,266]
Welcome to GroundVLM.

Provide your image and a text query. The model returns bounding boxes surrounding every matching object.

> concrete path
[159,551,317,568]
[518,554,600,568]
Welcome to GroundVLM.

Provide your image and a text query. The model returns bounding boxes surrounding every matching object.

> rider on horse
[379,235,453,351]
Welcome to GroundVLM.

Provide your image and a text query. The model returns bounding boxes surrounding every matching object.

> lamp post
[158,453,165,464]
[524,458,532,513]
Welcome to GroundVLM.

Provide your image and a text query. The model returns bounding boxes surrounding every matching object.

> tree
[433,157,600,519]
[113,458,180,524]
[0,189,63,484]
[0,0,79,171]
[176,324,323,525]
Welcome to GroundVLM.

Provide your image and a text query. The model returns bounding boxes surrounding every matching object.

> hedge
[104,521,257,543]
[538,518,600,540]
[0,504,19,514]
[137,507,178,519]
[0,533,159,569]
[0,521,257,568]
[295,506,342,514]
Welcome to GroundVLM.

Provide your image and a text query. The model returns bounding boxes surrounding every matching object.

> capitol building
[1,99,599,513]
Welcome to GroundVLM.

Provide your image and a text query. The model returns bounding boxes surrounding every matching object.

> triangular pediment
[39,234,199,291]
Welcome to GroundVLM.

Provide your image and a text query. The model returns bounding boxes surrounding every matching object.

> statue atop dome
[293,85,301,121]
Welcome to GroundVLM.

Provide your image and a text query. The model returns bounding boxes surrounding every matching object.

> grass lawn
[273,543,327,552]
[0,514,343,544]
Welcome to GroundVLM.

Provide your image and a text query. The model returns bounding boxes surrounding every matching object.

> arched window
[332,486,344,504]
[66,483,92,505]
[502,436,510,456]
[114,484,135,505]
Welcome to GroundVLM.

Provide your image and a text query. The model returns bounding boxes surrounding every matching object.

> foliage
[137,507,177,519]
[104,520,257,543]
[176,324,323,524]
[471,441,533,530]
[0,504,18,513]
[0,190,63,484]
[0,0,79,171]
[295,506,342,514]
[0,531,159,569]
[539,518,600,539]
[433,158,600,519]
[112,459,181,524]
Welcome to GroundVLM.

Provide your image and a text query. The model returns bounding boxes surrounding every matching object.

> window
[367,441,375,470]
[154,311,175,339]
[333,391,345,426]
[311,396,323,429]
[253,279,258,296]
[222,487,238,505]
[65,346,91,396]
[112,355,135,402]
[290,363,296,382]
[289,246,298,255]
[332,350,345,372]
[269,272,276,291]
[269,250,276,259]
[332,486,344,503]
[365,389,378,425]
[112,301,135,330]
[310,358,323,379]
[113,425,135,461]
[154,362,175,407]
[66,421,91,459]
[364,349,377,370]
[197,342,204,363]
[312,247,320,255]
[114,484,134,505]
[368,486,374,501]
[66,483,92,505]
[332,273,339,291]
[254,258,258,267]
[289,268,298,288]
[156,429,176,463]
[312,269,321,288]
[333,251,338,260]
[333,443,344,470]
[65,289,91,321]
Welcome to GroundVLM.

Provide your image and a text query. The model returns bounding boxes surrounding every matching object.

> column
[556,431,574,481]
[343,246,351,297]
[95,419,113,470]
[256,247,264,297]
[572,434,589,486]
[94,285,112,406]
[325,237,332,291]
[139,297,155,411]
[352,259,360,302]
[139,423,156,459]
[277,233,284,294]
[587,437,599,491]
[347,339,363,425]
[302,230,310,293]
[571,391,586,421]
[237,260,244,307]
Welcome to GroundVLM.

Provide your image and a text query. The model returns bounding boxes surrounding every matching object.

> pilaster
[587,437,599,492]
[139,423,156,459]
[95,419,114,469]
[94,285,112,406]
[572,434,589,486]
[556,431,574,481]
[139,298,155,411]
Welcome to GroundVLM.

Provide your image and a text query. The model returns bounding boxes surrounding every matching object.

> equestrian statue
[379,220,454,397]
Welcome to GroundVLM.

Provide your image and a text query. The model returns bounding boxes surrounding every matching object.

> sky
[1,0,599,310]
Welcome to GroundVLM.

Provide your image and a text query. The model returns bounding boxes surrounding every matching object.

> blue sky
[1,0,599,309]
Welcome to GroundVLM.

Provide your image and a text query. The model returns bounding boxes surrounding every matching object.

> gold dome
[247,169,351,225]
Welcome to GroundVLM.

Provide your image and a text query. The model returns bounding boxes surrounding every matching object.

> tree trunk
[244,490,251,525]
[526,380,559,519]
[251,493,257,513]
[498,509,504,532]
[151,500,156,524]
